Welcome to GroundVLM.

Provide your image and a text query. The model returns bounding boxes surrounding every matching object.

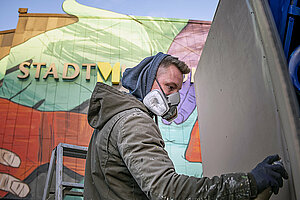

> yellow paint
[97,62,112,81]
[182,68,196,83]
[112,62,120,84]
[97,70,104,83]
[97,62,121,84]
[191,67,196,83]
[183,73,188,83]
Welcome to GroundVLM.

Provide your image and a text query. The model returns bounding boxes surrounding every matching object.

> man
[84,52,288,199]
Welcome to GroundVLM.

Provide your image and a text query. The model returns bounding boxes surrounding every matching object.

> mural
[0,0,210,198]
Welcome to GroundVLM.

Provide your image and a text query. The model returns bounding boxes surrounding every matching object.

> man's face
[151,64,183,95]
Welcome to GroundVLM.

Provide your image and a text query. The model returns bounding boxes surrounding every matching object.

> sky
[0,0,219,31]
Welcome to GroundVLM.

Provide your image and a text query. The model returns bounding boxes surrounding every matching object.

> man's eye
[167,86,174,91]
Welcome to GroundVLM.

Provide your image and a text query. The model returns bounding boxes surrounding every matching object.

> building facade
[0,1,210,199]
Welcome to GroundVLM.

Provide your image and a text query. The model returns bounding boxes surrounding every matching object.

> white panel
[194,0,300,199]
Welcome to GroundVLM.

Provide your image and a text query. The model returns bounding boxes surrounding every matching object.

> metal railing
[42,143,88,200]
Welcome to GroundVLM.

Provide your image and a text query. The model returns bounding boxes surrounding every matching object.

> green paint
[159,109,202,177]
[0,0,188,111]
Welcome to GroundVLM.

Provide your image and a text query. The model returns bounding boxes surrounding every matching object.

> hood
[121,52,169,101]
[88,82,148,129]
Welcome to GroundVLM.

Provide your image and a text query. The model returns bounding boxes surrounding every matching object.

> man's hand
[250,154,288,195]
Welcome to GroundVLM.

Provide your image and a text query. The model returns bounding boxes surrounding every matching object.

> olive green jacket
[84,82,257,200]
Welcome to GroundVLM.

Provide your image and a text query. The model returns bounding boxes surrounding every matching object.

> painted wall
[195,0,300,199]
[0,0,210,199]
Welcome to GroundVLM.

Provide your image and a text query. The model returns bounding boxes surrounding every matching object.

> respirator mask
[143,79,180,122]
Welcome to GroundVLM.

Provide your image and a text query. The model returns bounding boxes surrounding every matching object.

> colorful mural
[0,0,210,198]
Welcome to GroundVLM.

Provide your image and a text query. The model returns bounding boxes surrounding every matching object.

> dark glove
[250,154,288,195]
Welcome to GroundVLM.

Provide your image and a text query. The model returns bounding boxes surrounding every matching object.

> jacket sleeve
[117,110,255,200]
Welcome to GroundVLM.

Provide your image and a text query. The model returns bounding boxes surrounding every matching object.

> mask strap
[155,78,167,97]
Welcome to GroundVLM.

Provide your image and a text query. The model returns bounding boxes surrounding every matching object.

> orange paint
[0,98,93,197]
[185,120,202,162]
[0,98,202,197]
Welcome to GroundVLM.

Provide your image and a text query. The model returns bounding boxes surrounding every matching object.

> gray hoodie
[84,82,257,200]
